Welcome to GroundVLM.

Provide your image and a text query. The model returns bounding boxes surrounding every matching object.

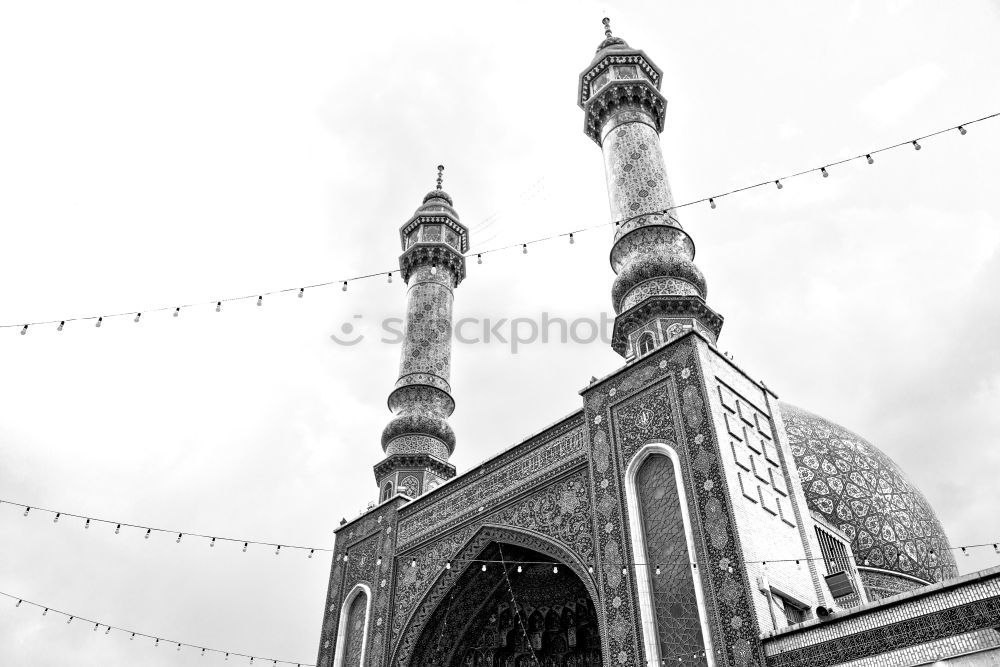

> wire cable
[0,589,313,666]
[5,111,996,334]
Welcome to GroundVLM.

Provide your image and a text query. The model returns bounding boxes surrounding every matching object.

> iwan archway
[395,527,604,666]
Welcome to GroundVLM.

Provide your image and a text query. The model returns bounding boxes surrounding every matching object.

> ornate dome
[779,403,958,591]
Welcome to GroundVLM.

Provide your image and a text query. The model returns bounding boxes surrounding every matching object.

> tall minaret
[374,166,468,501]
[578,19,723,358]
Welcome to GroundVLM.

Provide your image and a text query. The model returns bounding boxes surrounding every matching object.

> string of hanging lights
[5,495,999,566]
[5,111,997,335]
[0,589,312,666]
[497,544,542,666]
[0,498,330,557]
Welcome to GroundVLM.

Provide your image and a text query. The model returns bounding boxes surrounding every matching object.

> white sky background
[1,0,999,664]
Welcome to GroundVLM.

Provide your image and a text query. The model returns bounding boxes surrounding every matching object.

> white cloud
[858,63,947,125]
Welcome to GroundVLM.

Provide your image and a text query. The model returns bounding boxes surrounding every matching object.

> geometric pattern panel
[343,592,367,667]
[765,594,1000,667]
[719,382,793,527]
[779,403,958,584]
[636,454,705,661]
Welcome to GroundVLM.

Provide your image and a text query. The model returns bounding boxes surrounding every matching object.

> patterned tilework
[637,454,705,660]
[342,593,367,666]
[396,420,586,546]
[316,501,401,667]
[763,569,1000,666]
[585,337,765,667]
[602,118,674,222]
[398,267,454,382]
[833,629,1000,667]
[779,403,958,585]
[859,568,926,602]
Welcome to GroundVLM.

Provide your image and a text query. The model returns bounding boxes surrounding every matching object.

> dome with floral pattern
[779,403,958,596]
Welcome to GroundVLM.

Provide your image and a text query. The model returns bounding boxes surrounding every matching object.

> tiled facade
[763,566,1000,666]
[313,23,988,667]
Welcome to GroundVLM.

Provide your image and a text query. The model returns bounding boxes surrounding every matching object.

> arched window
[380,481,393,502]
[334,584,371,667]
[637,332,656,356]
[625,445,715,665]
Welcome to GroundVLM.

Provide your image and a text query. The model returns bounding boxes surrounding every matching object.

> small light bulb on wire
[962,547,969,557]
[993,544,999,555]
[517,565,522,573]
[130,633,135,640]
[622,567,627,576]
[115,524,120,534]
[309,549,315,559]
[23,507,30,517]
[15,600,21,607]
[342,281,347,292]
[445,561,451,570]
[298,287,305,298]
[775,180,783,190]
[216,302,222,312]
[53,513,60,523]
[655,565,661,576]
[243,542,248,552]
[569,233,575,244]
[210,537,216,548]
[912,140,921,151]
[42,608,48,616]
[106,626,111,634]
[588,565,593,574]
[20,325,27,335]
[387,272,392,284]
[477,254,482,264]
[552,565,558,574]
[173,307,180,317]
[57,321,65,331]
[481,564,487,572]
[275,545,281,556]
[256,296,263,307]
[96,317,103,328]
[176,533,183,543]
[866,154,874,165]
[709,198,716,209]
[85,518,90,529]
[522,244,528,254]
[134,313,141,323]
[958,125,967,135]
[93,622,99,631]
[821,167,829,178]
[67,616,73,624]
[431,264,438,275]
[411,558,417,568]
[144,528,151,539]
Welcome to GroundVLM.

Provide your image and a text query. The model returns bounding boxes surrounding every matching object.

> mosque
[314,21,1000,667]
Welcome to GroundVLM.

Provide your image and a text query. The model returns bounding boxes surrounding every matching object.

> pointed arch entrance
[394,526,604,666]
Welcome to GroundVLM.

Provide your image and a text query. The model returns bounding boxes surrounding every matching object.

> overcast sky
[1,1,999,665]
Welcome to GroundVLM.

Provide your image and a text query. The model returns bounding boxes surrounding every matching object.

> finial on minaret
[436,164,444,190]
[602,17,612,39]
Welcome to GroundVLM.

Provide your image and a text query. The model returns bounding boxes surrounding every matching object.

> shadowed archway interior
[408,544,603,666]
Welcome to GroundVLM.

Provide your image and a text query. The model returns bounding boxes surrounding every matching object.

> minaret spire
[578,22,723,357]
[373,166,469,501]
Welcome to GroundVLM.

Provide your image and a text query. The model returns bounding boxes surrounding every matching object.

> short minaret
[578,19,723,358]
[374,166,468,501]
